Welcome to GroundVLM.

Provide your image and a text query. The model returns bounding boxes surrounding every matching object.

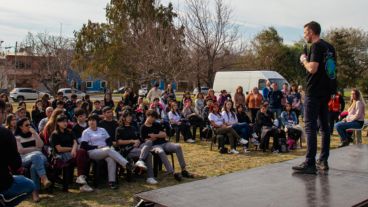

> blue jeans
[335,121,363,142]
[22,151,47,191]
[232,123,251,140]
[0,176,35,206]
[304,96,330,165]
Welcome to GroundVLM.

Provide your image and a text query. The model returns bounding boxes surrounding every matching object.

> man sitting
[140,110,193,181]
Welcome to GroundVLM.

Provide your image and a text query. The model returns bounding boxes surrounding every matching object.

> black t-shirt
[116,125,139,147]
[50,131,76,153]
[99,120,119,141]
[0,127,22,191]
[306,39,336,97]
[268,90,283,109]
[72,123,88,142]
[140,123,167,145]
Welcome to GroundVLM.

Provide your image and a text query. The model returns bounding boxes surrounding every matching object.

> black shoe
[338,141,349,148]
[316,159,329,171]
[182,170,194,178]
[292,162,317,174]
[173,173,182,181]
[109,182,118,190]
[348,137,354,143]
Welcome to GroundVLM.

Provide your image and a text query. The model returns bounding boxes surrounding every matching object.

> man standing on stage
[292,21,336,174]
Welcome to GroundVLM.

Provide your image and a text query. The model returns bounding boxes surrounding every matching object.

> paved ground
[136,145,368,207]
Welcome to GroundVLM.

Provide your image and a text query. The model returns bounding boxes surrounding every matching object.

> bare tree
[22,32,74,94]
[182,0,240,87]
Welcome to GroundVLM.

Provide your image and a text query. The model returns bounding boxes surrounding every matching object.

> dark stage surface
[136,145,368,207]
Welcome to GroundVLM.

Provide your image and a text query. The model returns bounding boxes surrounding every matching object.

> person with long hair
[335,89,366,148]
[18,101,31,119]
[281,102,306,150]
[208,103,241,154]
[42,109,65,146]
[205,89,217,104]
[50,115,93,192]
[104,93,115,108]
[182,99,205,140]
[41,94,51,110]
[168,102,194,143]
[246,87,263,123]
[194,92,205,118]
[234,86,246,109]
[15,118,51,202]
[80,114,133,190]
[115,110,158,185]
[31,100,46,131]
[5,113,17,134]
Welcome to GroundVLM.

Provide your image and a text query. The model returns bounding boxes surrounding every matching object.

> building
[67,69,107,93]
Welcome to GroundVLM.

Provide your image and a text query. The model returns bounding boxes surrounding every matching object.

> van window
[258,79,267,90]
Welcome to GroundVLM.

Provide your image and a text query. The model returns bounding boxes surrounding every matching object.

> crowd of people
[0,81,365,205]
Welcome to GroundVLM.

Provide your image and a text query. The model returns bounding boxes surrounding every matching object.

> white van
[212,70,289,97]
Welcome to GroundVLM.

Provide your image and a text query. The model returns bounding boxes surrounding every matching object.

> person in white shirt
[222,100,259,153]
[147,83,163,102]
[168,102,195,143]
[80,114,134,190]
[208,103,241,154]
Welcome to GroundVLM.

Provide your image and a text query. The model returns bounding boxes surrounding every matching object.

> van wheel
[17,96,24,102]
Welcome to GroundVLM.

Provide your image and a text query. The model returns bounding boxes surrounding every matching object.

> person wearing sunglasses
[15,118,51,202]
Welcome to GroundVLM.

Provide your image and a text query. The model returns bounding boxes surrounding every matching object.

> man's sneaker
[174,173,183,181]
[272,149,279,154]
[292,162,317,174]
[76,175,87,185]
[135,160,147,170]
[252,133,258,139]
[239,138,248,145]
[338,141,349,148]
[109,182,118,190]
[316,159,329,171]
[146,178,158,185]
[229,149,239,154]
[79,184,94,192]
[182,170,194,178]
[186,139,195,143]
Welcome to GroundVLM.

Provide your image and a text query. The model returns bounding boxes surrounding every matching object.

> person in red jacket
[328,91,345,134]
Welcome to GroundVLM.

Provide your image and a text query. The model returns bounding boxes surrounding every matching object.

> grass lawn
[17,133,363,207]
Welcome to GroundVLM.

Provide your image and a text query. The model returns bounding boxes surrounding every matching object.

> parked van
[212,70,289,97]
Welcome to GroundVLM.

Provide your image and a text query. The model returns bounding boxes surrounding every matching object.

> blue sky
[1,0,367,49]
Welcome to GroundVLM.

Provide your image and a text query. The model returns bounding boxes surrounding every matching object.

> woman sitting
[80,114,133,190]
[208,103,241,154]
[256,102,284,153]
[15,118,51,202]
[235,104,260,149]
[168,102,194,143]
[182,99,205,140]
[222,100,253,152]
[5,113,17,134]
[50,115,93,192]
[280,103,306,150]
[335,89,366,148]
[115,110,158,185]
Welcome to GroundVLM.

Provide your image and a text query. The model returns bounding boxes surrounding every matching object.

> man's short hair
[93,100,101,104]
[57,100,65,106]
[74,108,86,117]
[57,92,63,96]
[102,106,112,113]
[145,109,159,119]
[304,21,321,35]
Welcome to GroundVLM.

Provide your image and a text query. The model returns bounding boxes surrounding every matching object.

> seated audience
[168,102,194,143]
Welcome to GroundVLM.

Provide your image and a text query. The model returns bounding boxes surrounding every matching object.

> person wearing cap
[50,115,93,192]
[80,114,133,190]
[0,100,35,206]
[147,82,163,103]
[15,117,51,202]
[99,106,119,142]
[116,110,158,185]
[255,102,284,153]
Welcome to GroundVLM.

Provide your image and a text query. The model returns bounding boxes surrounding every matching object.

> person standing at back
[293,21,336,174]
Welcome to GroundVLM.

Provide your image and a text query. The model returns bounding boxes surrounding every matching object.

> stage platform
[135,145,368,207]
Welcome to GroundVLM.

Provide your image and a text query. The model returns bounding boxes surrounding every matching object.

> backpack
[328,94,341,112]
[321,40,337,95]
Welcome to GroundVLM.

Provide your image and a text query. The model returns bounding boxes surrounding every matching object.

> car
[57,88,86,100]
[113,86,125,94]
[193,86,209,95]
[0,88,9,95]
[9,88,52,102]
[138,85,148,97]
